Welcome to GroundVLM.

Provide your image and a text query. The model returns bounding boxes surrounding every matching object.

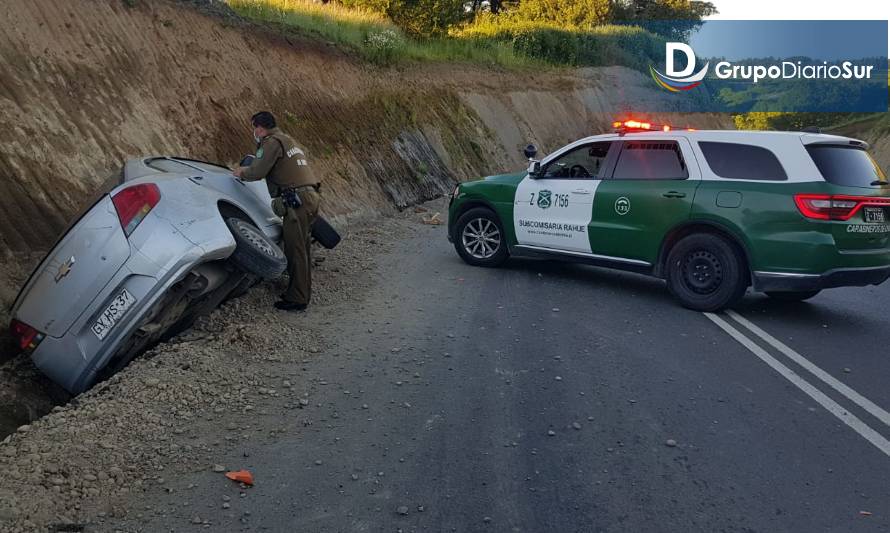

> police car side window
[612,141,688,180]
[542,141,612,179]
[699,142,787,181]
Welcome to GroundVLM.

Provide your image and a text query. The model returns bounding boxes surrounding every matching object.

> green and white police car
[447,121,890,311]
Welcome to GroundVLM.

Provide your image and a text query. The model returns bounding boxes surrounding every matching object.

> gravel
[0,205,432,532]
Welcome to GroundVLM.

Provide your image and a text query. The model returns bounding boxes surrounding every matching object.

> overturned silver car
[9,157,288,394]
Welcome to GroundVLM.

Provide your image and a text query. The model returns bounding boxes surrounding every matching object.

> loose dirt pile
[0,204,420,532]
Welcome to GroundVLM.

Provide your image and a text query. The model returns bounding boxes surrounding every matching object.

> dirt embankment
[0,0,730,332]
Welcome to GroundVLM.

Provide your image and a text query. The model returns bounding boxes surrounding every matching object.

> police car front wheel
[454,208,508,267]
[665,233,748,312]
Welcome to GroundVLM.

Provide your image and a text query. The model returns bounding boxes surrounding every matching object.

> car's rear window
[172,158,231,173]
[806,145,886,187]
[145,158,200,174]
[699,142,787,181]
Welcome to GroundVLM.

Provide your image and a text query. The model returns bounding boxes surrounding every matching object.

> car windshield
[806,145,886,187]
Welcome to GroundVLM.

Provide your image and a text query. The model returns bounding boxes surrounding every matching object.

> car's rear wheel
[765,290,821,302]
[665,233,748,311]
[225,217,287,280]
[454,208,509,267]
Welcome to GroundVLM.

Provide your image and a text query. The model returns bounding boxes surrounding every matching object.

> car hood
[482,171,527,185]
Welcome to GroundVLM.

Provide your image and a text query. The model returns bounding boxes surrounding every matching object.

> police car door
[588,137,700,264]
[514,141,613,254]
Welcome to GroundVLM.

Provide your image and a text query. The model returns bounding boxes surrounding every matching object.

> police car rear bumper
[753,265,890,292]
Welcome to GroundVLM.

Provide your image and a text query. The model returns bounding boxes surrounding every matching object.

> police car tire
[764,290,821,302]
[454,208,509,267]
[665,233,748,312]
[225,217,288,280]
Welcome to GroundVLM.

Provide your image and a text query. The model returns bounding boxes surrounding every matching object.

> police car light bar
[612,120,696,135]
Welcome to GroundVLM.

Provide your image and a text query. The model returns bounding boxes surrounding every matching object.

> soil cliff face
[0,0,731,334]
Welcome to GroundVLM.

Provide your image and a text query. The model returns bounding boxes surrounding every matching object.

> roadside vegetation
[225,0,714,69]
[734,112,890,134]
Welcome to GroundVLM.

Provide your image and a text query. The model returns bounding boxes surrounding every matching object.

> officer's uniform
[241,127,320,306]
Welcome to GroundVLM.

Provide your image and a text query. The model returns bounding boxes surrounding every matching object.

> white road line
[704,312,890,458]
[726,309,890,429]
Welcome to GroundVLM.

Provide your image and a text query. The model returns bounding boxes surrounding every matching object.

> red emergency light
[612,119,697,135]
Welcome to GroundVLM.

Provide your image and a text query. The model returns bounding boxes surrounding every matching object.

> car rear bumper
[30,238,206,394]
[753,265,890,292]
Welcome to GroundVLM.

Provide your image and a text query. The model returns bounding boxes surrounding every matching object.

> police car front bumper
[753,265,890,292]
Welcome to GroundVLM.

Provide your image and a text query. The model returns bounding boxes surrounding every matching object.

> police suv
[447,121,890,311]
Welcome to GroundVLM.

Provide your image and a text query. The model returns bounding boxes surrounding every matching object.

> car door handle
[572,189,592,195]
[663,191,687,199]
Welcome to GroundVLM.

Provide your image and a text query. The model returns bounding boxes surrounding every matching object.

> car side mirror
[527,160,542,178]
[523,144,538,159]
[239,154,255,167]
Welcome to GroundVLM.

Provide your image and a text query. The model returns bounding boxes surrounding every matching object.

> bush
[458,16,664,68]
[364,28,404,63]
[386,0,467,37]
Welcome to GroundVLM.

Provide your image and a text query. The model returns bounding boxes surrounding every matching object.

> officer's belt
[278,184,320,196]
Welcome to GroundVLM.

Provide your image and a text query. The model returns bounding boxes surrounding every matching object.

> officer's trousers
[282,189,320,305]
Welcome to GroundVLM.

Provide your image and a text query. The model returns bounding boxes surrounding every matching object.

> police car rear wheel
[455,208,508,267]
[765,290,821,302]
[666,233,748,311]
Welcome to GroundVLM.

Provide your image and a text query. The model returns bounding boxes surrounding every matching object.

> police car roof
[586,130,867,148]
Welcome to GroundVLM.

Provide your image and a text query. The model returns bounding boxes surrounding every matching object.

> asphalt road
[112,217,890,532]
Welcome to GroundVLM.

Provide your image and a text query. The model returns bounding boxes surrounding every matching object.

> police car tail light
[112,183,161,236]
[10,319,44,353]
[794,193,890,221]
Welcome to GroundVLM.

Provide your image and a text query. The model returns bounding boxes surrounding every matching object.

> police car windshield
[806,145,886,188]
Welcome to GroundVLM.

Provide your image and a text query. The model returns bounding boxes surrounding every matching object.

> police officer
[234,111,321,312]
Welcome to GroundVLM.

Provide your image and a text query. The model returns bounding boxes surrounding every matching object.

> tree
[386,0,468,36]
[514,0,614,29]
[614,0,716,40]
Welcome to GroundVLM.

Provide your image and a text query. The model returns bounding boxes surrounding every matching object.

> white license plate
[864,207,886,223]
[91,289,137,340]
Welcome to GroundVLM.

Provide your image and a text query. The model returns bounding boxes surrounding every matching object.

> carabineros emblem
[537,190,552,209]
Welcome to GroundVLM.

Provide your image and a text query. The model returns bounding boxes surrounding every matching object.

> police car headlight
[451,184,461,200]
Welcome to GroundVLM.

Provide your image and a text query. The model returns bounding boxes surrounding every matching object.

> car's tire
[453,207,509,267]
[665,233,748,312]
[765,290,821,302]
[225,217,287,280]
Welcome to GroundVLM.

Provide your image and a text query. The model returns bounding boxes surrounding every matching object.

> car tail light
[794,193,890,221]
[112,184,161,236]
[10,319,44,352]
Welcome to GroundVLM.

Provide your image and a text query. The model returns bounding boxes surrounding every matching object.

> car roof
[579,130,867,148]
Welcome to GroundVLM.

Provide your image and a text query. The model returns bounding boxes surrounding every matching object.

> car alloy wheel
[461,218,501,260]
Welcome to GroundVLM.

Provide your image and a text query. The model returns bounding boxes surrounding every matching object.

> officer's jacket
[241,128,318,195]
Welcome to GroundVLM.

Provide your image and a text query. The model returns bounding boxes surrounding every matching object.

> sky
[706,0,890,52]
[706,0,890,21]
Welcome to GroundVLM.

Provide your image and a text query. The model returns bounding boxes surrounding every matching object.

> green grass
[226,0,539,68]
[225,0,663,69]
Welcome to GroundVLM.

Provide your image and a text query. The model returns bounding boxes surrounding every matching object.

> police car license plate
[864,207,886,223]
[92,289,137,340]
